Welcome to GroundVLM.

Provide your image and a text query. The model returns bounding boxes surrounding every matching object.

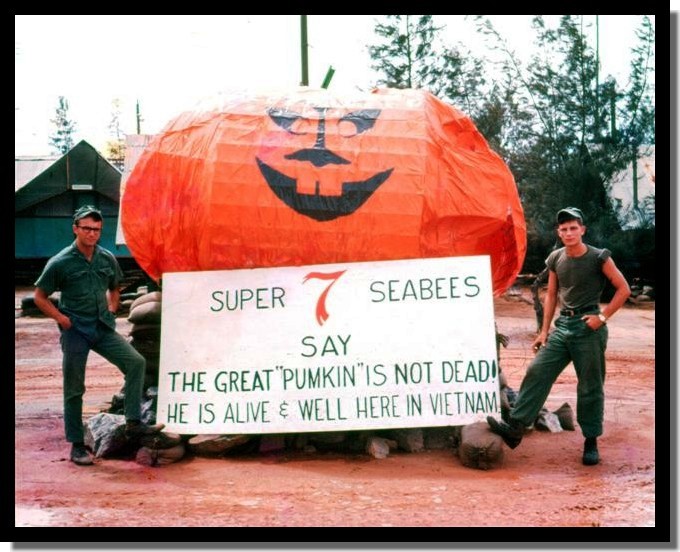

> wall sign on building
[158,255,500,434]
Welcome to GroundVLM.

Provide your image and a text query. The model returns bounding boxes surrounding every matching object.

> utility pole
[632,154,639,211]
[300,15,309,86]
[136,100,143,134]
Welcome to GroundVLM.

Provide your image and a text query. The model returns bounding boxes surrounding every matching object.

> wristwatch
[597,313,608,324]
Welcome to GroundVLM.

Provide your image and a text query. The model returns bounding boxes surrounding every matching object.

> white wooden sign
[158,256,500,434]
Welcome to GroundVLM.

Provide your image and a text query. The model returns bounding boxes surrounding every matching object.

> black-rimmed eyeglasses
[76,225,102,234]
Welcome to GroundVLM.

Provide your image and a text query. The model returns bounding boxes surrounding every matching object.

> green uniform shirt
[546,244,611,310]
[34,241,124,332]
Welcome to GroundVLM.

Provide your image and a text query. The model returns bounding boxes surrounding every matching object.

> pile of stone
[94,386,185,466]
[181,426,459,460]
[87,291,576,470]
[84,404,184,467]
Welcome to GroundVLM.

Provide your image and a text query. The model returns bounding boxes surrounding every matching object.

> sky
[15,15,653,157]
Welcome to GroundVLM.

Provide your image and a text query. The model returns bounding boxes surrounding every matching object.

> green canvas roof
[15,140,122,214]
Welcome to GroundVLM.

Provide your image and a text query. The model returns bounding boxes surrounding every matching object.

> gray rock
[140,397,157,425]
[84,413,128,457]
[534,410,563,432]
[366,436,391,459]
[553,402,576,431]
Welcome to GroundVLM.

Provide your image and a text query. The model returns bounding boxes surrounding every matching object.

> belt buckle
[564,308,576,317]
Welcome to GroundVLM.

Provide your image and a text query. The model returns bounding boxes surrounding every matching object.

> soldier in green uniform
[487,207,631,466]
[34,206,164,465]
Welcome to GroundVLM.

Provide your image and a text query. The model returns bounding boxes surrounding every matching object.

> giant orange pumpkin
[122,88,526,295]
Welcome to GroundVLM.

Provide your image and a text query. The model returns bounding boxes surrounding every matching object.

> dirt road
[14,286,656,527]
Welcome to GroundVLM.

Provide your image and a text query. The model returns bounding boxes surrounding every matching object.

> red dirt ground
[14,286,655,527]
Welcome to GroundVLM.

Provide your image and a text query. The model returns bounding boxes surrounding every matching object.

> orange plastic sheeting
[122,88,526,295]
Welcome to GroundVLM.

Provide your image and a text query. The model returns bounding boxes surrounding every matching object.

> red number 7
[302,270,346,325]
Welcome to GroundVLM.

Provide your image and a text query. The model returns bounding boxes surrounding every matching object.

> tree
[471,73,535,164]
[614,16,655,224]
[437,43,490,122]
[369,15,442,91]
[368,16,495,136]
[48,96,77,155]
[618,16,655,152]
[473,15,655,273]
[368,16,491,108]
[367,15,654,283]
[105,98,125,171]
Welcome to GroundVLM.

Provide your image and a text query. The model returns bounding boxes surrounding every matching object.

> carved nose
[285,148,350,168]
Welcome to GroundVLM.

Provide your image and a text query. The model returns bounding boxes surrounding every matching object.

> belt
[560,305,599,317]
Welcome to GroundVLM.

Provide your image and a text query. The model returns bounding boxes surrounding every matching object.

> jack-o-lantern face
[121,88,527,296]
[256,107,393,221]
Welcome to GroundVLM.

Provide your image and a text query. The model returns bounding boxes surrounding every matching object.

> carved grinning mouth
[256,158,393,222]
[257,106,394,222]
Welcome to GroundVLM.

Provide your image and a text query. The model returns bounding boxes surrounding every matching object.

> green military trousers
[510,315,608,439]
[60,321,145,443]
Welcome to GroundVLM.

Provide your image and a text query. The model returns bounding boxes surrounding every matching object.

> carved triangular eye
[267,108,306,135]
[338,109,381,136]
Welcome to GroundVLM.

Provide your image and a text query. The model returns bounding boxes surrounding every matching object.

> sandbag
[130,291,162,312]
[129,323,162,340]
[458,422,504,470]
[130,338,160,357]
[136,443,185,466]
[128,300,162,325]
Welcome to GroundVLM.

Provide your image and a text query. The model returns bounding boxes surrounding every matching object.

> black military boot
[70,443,94,466]
[582,437,600,465]
[486,415,524,449]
